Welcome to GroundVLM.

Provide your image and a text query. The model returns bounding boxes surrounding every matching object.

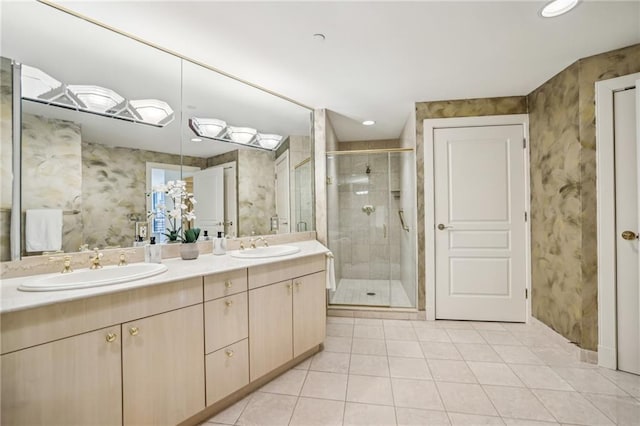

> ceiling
[31,1,640,141]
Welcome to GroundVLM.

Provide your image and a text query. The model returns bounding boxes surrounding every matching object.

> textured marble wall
[81,142,205,249]
[415,97,528,311]
[1,58,12,261]
[22,114,83,254]
[529,62,583,345]
[289,135,312,233]
[237,149,276,236]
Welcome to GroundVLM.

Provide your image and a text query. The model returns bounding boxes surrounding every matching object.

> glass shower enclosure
[326,149,417,308]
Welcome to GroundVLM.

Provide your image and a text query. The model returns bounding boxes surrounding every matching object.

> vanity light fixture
[540,0,580,17]
[66,85,126,113]
[226,126,258,144]
[128,99,174,126]
[189,117,227,138]
[20,65,63,100]
[362,120,375,126]
[256,133,283,149]
[189,117,286,151]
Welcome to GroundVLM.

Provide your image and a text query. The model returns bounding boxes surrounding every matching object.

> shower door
[327,152,393,307]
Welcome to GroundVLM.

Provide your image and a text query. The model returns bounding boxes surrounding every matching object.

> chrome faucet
[90,248,103,270]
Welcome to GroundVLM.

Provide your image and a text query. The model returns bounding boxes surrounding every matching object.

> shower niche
[326,149,417,308]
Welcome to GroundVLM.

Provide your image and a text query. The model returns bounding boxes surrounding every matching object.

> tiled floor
[329,279,413,307]
[204,317,640,426]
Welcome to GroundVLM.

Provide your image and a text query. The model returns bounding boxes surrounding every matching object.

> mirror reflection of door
[222,163,238,238]
[275,151,290,234]
[192,167,224,238]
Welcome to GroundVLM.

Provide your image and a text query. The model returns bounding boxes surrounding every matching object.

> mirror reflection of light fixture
[256,133,283,149]
[227,126,257,144]
[19,64,174,128]
[189,117,227,138]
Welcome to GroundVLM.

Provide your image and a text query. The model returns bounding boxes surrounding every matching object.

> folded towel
[326,252,336,291]
[26,209,63,252]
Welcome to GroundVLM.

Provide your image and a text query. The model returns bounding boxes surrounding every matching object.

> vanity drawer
[248,254,325,289]
[205,339,249,406]
[204,292,248,354]
[204,269,248,301]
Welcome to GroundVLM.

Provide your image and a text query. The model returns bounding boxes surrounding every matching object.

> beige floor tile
[515,333,564,348]
[343,402,397,426]
[396,407,450,426]
[420,342,463,360]
[347,374,394,405]
[428,359,477,383]
[389,357,432,380]
[391,378,444,410]
[206,395,251,425]
[435,320,476,330]
[455,343,503,362]
[386,340,424,358]
[384,319,413,328]
[483,385,556,422]
[501,419,559,426]
[479,330,523,345]
[532,389,613,426]
[447,412,505,425]
[582,392,640,425]
[352,338,387,356]
[436,382,498,416]
[289,397,345,426]
[300,371,348,401]
[354,318,384,326]
[353,325,385,339]
[552,367,629,396]
[597,368,640,398]
[471,322,507,331]
[310,351,350,374]
[327,323,354,338]
[493,345,544,365]
[528,347,581,367]
[416,328,452,343]
[323,336,353,353]
[293,357,311,370]
[384,326,418,341]
[446,329,486,344]
[466,361,524,387]
[327,316,355,324]
[260,368,308,396]
[349,354,390,377]
[412,320,440,329]
[509,364,573,391]
[236,392,297,426]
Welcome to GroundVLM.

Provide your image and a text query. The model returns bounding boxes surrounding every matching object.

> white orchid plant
[149,180,200,243]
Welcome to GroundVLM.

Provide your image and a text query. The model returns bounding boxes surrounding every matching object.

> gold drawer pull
[287,283,293,290]
[225,300,234,307]
[129,327,139,336]
[226,349,234,358]
[106,333,117,343]
[225,280,233,288]
[295,281,301,288]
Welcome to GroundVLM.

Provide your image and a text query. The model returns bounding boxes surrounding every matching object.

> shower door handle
[398,209,410,232]
[383,224,387,238]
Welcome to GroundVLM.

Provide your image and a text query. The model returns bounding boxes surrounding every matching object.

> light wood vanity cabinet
[1,325,122,426]
[248,255,326,381]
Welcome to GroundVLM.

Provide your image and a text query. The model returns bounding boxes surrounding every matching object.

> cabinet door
[293,271,327,357]
[122,304,205,426]
[205,339,249,406]
[205,292,248,354]
[1,326,122,426]
[249,280,293,381]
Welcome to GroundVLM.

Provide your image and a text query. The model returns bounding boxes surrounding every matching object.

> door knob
[437,224,452,230]
[621,230,638,241]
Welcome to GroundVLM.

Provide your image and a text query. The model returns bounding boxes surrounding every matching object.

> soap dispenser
[213,232,226,255]
[145,236,162,263]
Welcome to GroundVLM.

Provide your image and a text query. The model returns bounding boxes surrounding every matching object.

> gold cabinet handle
[225,300,234,307]
[287,283,293,290]
[106,332,117,343]
[129,327,139,336]
[226,349,234,358]
[621,230,638,241]
[225,280,233,288]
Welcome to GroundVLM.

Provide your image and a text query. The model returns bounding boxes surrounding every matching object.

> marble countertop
[0,240,329,314]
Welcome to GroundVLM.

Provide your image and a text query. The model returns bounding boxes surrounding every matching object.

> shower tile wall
[337,153,400,281]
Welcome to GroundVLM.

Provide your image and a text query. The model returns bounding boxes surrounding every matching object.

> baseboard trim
[597,344,616,369]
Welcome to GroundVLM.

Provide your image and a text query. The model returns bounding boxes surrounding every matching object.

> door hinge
[525,288,529,299]
[524,211,528,222]
[523,138,527,149]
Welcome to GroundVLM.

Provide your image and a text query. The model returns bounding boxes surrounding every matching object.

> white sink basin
[18,263,168,292]
[229,245,301,259]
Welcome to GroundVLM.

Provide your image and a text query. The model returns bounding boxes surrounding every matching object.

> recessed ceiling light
[191,138,202,142]
[540,0,580,17]
[362,120,375,126]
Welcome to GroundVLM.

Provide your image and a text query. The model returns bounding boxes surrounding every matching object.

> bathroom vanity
[0,240,328,426]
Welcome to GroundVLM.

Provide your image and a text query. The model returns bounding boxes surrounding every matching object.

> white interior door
[275,152,290,234]
[193,167,224,237]
[615,85,639,375]
[434,125,527,322]
[223,164,238,238]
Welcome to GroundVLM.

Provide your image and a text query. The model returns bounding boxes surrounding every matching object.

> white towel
[26,209,63,252]
[326,252,336,291]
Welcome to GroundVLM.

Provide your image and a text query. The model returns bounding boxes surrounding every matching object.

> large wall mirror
[0,1,314,261]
